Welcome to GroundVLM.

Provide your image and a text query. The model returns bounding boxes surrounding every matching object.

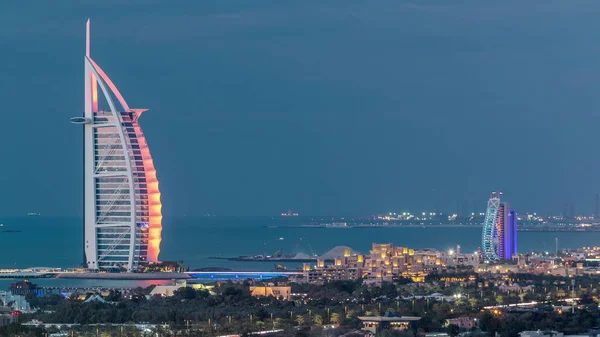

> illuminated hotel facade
[302,243,479,284]
[496,202,518,260]
[71,20,162,271]
[482,192,517,261]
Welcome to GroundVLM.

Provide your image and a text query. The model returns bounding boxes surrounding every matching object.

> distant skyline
[1,0,600,216]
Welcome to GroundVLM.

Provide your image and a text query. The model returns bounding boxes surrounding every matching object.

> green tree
[447,324,460,337]
[330,313,340,325]
[313,314,323,326]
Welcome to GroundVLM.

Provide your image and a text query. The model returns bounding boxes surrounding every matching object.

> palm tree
[313,314,323,326]
[255,321,265,330]
[295,315,305,326]
[330,313,340,325]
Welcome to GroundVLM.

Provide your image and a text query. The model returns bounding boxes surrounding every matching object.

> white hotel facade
[71,20,163,271]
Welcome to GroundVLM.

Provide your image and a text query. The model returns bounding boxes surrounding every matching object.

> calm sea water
[0,216,598,289]
[1,216,598,269]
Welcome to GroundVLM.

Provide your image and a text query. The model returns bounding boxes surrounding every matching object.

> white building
[0,291,32,313]
[520,331,563,337]
[72,20,162,271]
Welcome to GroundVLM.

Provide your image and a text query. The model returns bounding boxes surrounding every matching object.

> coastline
[56,272,191,280]
[265,224,600,232]
[265,224,483,229]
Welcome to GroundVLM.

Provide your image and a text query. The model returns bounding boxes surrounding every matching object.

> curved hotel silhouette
[71,20,162,271]
[481,191,517,262]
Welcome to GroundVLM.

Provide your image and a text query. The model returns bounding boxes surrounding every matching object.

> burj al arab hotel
[71,20,162,271]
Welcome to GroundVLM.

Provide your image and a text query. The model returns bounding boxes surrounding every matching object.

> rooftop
[358,315,421,322]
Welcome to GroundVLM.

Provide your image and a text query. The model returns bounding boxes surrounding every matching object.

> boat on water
[278,237,285,241]
[280,210,299,216]
[27,213,40,216]
[274,264,287,271]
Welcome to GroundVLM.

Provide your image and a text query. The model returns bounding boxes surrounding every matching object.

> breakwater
[56,272,190,280]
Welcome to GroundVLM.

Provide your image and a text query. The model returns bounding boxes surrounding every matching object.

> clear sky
[1,0,600,217]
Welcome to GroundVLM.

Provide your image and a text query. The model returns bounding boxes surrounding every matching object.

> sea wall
[56,272,191,280]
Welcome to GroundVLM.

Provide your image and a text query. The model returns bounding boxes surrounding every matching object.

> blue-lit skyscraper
[503,208,518,259]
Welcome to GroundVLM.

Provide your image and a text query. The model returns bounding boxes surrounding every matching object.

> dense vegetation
[7,273,600,337]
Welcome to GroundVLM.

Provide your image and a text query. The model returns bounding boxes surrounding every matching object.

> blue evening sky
[1,0,599,216]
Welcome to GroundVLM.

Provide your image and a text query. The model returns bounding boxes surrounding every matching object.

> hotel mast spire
[86,19,90,57]
[85,19,98,113]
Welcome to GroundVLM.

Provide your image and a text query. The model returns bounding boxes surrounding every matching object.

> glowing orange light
[132,122,162,263]
[87,44,162,266]
[91,73,98,112]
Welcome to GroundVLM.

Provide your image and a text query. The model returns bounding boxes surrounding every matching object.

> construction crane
[308,243,316,257]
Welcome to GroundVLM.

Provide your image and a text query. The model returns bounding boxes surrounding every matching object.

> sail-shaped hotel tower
[71,20,162,271]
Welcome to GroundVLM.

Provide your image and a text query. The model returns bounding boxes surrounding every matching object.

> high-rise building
[505,208,518,259]
[496,202,506,259]
[71,20,162,271]
[496,202,518,260]
[481,192,517,261]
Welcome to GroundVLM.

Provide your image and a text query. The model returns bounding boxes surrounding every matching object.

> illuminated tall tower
[496,202,506,259]
[481,192,517,261]
[71,20,162,271]
[504,207,518,259]
[481,192,501,261]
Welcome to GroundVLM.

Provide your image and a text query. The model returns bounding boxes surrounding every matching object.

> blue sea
[1,216,599,269]
[0,216,598,289]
